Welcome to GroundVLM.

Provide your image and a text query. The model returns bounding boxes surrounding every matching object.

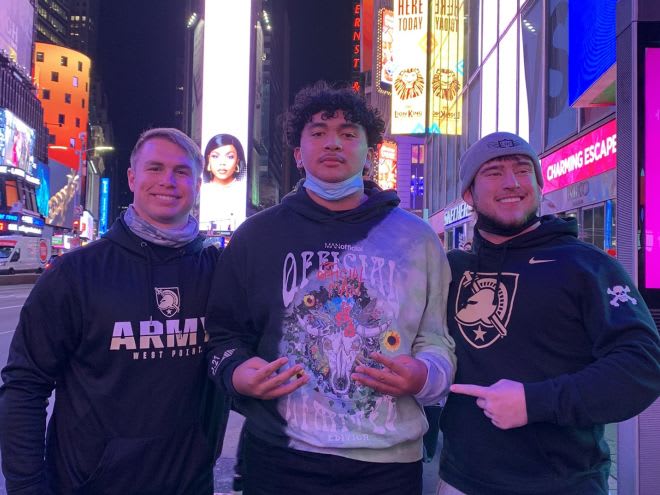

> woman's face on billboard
[207,144,238,185]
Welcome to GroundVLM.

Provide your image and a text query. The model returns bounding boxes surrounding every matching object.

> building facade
[33,42,90,231]
[0,0,50,239]
[361,1,659,492]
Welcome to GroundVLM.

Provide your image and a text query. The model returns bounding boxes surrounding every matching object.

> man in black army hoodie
[0,128,230,495]
[437,131,660,495]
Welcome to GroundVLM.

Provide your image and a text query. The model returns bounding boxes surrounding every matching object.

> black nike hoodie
[439,215,660,495]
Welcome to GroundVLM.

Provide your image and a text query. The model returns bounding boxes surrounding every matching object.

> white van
[0,235,51,274]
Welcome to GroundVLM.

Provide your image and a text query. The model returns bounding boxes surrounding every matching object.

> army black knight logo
[454,271,519,349]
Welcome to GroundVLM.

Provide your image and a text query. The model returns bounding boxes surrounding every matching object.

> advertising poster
[428,0,464,134]
[200,1,250,232]
[99,177,110,235]
[376,140,397,190]
[378,9,394,92]
[391,1,428,134]
[0,108,35,175]
[540,119,617,194]
[0,0,34,72]
[35,162,50,218]
[645,48,660,289]
[47,159,79,229]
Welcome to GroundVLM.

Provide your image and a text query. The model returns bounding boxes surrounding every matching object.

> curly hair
[285,81,385,149]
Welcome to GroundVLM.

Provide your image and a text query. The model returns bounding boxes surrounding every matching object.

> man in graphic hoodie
[0,128,230,494]
[206,82,456,494]
[438,131,660,495]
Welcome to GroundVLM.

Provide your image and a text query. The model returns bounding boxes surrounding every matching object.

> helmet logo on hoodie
[454,271,519,349]
[155,287,181,317]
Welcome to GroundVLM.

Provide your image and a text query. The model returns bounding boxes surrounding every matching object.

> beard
[473,193,541,237]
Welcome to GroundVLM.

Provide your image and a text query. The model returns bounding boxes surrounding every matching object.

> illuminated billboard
[427,0,464,134]
[376,140,397,190]
[200,1,251,232]
[645,48,660,289]
[99,177,110,235]
[33,43,91,170]
[0,0,34,72]
[35,162,50,217]
[47,159,79,229]
[0,108,35,175]
[391,1,428,134]
[360,0,374,72]
[377,9,394,93]
[540,119,617,194]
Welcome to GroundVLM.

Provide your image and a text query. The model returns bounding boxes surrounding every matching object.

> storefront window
[446,137,458,203]
[498,21,518,133]
[467,75,482,146]
[411,144,425,210]
[481,0,498,62]
[565,201,616,253]
[465,0,482,80]
[520,0,543,151]
[5,180,19,208]
[481,52,497,136]
[499,0,519,36]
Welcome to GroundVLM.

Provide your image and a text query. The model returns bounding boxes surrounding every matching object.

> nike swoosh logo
[529,257,556,264]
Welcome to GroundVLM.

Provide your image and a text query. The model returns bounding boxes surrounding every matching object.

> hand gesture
[451,379,528,429]
[351,352,427,397]
[232,356,309,400]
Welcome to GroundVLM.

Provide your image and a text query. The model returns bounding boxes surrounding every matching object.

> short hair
[130,128,203,174]
[202,133,247,183]
[284,81,385,149]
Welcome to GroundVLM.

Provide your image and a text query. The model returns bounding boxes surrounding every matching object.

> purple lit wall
[645,47,660,288]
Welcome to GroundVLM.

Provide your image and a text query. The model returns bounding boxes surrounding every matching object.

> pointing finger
[450,383,489,398]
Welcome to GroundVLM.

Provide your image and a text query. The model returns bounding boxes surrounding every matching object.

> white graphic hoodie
[206,182,456,463]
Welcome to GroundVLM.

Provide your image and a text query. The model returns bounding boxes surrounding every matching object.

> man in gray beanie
[437,132,660,494]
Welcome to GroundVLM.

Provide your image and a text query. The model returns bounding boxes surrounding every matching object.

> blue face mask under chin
[303,170,365,201]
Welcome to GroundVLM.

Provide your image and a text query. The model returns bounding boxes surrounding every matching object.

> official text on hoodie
[206,184,456,464]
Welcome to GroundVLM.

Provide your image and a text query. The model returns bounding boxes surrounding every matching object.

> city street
[0,283,441,495]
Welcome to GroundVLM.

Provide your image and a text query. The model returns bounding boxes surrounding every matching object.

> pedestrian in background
[0,128,230,495]
[205,81,456,495]
[438,131,660,495]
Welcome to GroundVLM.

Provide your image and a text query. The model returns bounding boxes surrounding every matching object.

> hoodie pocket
[74,423,214,495]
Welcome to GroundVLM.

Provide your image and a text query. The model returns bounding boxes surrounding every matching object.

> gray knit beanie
[459,132,543,196]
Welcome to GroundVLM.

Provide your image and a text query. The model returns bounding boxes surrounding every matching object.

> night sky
[96,0,352,206]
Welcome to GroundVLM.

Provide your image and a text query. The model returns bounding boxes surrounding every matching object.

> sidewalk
[212,411,441,495]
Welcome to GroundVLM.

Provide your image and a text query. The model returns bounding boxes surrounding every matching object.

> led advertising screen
[376,140,397,190]
[99,177,110,235]
[427,0,464,135]
[568,0,616,106]
[378,9,394,93]
[47,159,79,229]
[645,48,660,289]
[391,1,428,134]
[35,162,50,218]
[0,108,35,175]
[540,119,617,194]
[200,1,251,233]
[0,0,34,72]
